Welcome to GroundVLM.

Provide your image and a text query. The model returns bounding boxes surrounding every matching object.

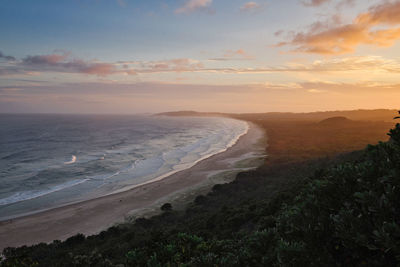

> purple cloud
[0,51,16,61]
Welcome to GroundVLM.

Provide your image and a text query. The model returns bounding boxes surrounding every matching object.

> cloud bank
[279,1,400,54]
[0,51,16,61]
[0,52,136,76]
[21,53,122,76]
[2,50,400,77]
[301,0,355,8]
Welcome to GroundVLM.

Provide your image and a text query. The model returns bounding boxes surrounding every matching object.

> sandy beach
[0,121,265,250]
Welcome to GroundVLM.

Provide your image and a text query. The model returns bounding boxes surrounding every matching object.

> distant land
[317,116,355,126]
[157,109,398,122]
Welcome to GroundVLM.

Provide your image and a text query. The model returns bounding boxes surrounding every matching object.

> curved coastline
[105,119,249,196]
[0,117,248,214]
[0,118,249,219]
[0,121,265,250]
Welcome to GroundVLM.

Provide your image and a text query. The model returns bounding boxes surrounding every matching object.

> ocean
[0,114,248,220]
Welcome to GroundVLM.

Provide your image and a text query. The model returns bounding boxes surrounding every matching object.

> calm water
[0,114,248,219]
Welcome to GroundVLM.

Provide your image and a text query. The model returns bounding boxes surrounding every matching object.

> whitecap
[64,155,77,164]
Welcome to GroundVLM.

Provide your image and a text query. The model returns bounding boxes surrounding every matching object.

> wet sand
[0,122,265,250]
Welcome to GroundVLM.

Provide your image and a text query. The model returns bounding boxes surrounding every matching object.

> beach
[0,121,265,250]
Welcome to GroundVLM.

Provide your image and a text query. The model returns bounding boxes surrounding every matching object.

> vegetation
[1,114,399,266]
[160,203,172,211]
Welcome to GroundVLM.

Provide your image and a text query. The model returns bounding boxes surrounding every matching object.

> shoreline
[102,118,250,197]
[0,117,249,221]
[0,121,266,250]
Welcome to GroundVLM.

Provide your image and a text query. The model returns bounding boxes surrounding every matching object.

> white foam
[64,155,77,164]
[106,119,249,195]
[0,178,90,206]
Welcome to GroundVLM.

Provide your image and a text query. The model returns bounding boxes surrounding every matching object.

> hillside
[318,116,353,126]
[1,113,399,266]
[237,109,398,122]
[158,109,398,122]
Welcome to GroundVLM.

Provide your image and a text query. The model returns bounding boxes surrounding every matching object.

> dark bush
[194,195,207,205]
[64,233,85,246]
[160,203,172,211]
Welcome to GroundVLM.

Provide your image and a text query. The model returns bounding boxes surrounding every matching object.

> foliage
[160,203,172,211]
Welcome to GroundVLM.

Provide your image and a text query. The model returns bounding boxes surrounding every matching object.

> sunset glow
[1,0,400,113]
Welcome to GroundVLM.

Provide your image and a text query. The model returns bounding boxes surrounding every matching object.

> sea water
[0,114,248,220]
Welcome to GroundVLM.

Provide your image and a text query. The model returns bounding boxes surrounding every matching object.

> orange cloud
[240,2,261,11]
[175,0,213,14]
[81,63,116,76]
[204,55,400,74]
[279,1,400,54]
[302,56,400,73]
[230,49,246,56]
[209,49,254,61]
[356,2,400,25]
[301,0,355,8]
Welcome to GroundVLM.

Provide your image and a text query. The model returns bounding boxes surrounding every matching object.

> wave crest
[64,155,77,164]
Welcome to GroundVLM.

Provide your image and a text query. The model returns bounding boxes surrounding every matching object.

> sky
[1,0,400,114]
